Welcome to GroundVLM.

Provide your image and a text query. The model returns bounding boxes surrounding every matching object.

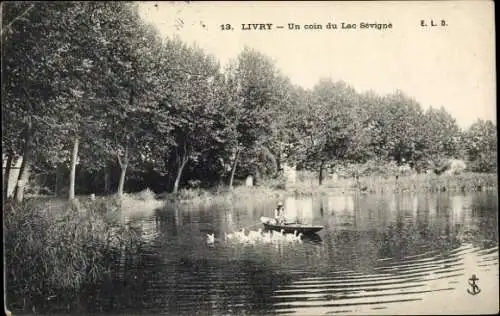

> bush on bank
[4,197,143,313]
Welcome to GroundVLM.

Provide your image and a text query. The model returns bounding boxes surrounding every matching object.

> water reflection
[79,191,498,315]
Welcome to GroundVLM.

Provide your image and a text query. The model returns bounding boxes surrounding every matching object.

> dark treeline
[2,2,497,201]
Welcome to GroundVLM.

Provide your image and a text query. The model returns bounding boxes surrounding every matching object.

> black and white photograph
[2,1,498,315]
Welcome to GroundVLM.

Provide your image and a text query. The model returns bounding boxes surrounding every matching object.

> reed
[159,185,285,205]
[286,172,497,196]
[4,197,143,313]
[159,172,497,202]
[120,188,165,214]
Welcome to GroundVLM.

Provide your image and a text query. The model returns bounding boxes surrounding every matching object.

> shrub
[131,188,156,201]
[4,198,142,313]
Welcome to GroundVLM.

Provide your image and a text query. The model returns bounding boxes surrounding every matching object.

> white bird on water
[248,228,263,241]
[224,232,234,241]
[263,230,273,243]
[234,228,249,242]
[221,227,306,246]
[206,233,215,247]
[292,230,304,242]
[271,229,285,242]
[286,231,297,242]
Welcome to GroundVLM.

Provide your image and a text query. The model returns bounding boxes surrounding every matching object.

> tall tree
[296,79,363,184]
[416,106,462,170]
[156,41,222,193]
[89,2,166,197]
[224,47,286,188]
[464,119,497,172]
[2,2,81,202]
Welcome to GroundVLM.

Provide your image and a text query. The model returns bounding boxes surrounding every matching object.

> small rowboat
[260,216,324,235]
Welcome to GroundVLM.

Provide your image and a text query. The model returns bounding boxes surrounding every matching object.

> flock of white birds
[206,228,303,247]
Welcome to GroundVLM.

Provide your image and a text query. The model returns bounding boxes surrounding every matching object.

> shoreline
[158,172,497,204]
[22,172,498,206]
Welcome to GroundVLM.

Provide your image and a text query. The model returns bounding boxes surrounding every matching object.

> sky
[137,1,496,129]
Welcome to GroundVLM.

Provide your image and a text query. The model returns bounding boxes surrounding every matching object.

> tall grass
[158,185,285,209]
[119,188,165,214]
[286,172,497,196]
[156,172,497,203]
[4,197,144,313]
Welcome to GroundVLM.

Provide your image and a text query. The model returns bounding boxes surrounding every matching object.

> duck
[263,230,273,243]
[234,228,246,240]
[286,231,297,242]
[248,228,264,241]
[239,234,251,244]
[271,229,286,242]
[235,228,250,244]
[224,232,234,241]
[206,233,215,247]
[293,231,304,242]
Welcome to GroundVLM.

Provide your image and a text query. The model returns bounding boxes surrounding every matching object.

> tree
[2,2,81,202]
[295,79,363,184]
[464,119,497,172]
[416,106,462,170]
[153,40,223,193]
[376,91,424,165]
[224,47,287,188]
[2,2,166,200]
[88,2,166,197]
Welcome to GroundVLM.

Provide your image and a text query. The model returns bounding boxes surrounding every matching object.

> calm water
[86,191,498,315]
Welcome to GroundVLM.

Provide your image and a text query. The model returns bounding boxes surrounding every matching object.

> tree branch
[1,3,35,37]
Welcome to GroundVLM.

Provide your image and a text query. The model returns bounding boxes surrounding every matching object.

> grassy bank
[286,172,497,196]
[161,172,497,204]
[4,196,146,313]
[160,185,286,206]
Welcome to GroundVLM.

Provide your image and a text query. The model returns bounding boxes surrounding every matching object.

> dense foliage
[3,197,144,312]
[2,2,497,200]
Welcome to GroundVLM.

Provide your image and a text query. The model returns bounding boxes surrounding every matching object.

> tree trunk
[276,151,282,177]
[15,125,33,203]
[15,156,31,203]
[117,165,127,197]
[104,163,111,194]
[116,144,129,198]
[229,149,240,191]
[68,137,79,201]
[55,164,62,197]
[253,166,262,186]
[318,161,324,186]
[3,152,13,200]
[173,153,188,194]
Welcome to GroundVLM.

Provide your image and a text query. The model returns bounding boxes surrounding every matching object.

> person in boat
[274,202,286,225]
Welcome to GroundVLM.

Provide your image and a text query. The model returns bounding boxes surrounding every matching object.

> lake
[83,191,498,315]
